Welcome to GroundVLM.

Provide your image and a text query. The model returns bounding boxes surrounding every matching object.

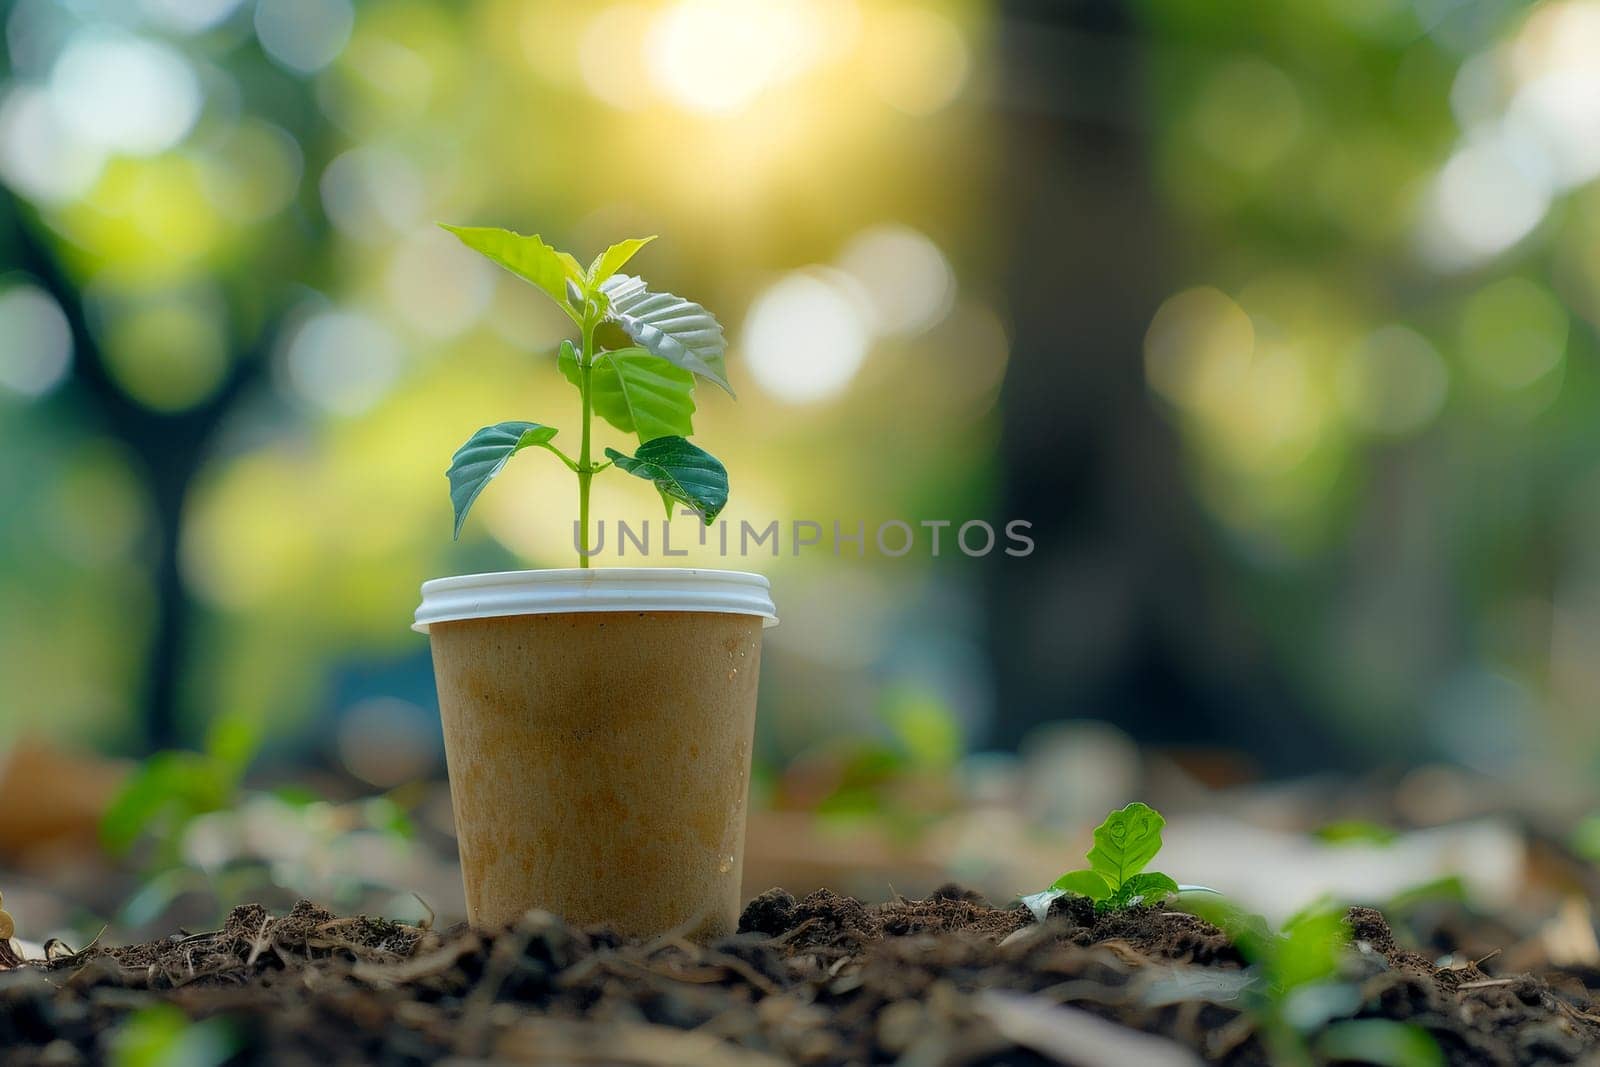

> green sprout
[440,227,733,565]
[1023,802,1183,919]
[1183,899,1443,1067]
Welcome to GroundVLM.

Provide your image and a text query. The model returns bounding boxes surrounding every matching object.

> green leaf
[447,421,560,539]
[1086,801,1167,890]
[588,236,656,286]
[1176,896,1275,962]
[605,436,728,523]
[101,752,231,854]
[1384,875,1468,914]
[1275,907,1350,991]
[1314,819,1398,846]
[440,225,584,317]
[110,1005,237,1067]
[1050,869,1112,900]
[1111,872,1180,908]
[599,274,733,395]
[560,345,696,443]
[203,708,261,778]
[1316,1020,1444,1067]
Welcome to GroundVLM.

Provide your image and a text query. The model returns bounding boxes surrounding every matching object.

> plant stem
[577,316,596,568]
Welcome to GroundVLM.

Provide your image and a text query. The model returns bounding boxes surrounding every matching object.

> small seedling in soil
[1022,801,1186,920]
[1185,898,1443,1067]
[441,226,732,565]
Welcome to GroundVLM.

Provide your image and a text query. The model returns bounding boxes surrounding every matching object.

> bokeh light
[281,309,404,417]
[0,284,73,398]
[1420,125,1550,269]
[1460,277,1567,390]
[743,269,872,405]
[336,697,439,788]
[384,228,495,340]
[138,0,248,36]
[1336,325,1449,437]
[320,146,425,243]
[860,6,967,115]
[254,0,355,75]
[1507,1,1600,187]
[835,225,955,337]
[646,0,834,115]
[199,121,304,224]
[1190,58,1302,173]
[49,31,201,157]
[98,291,230,412]
[579,5,654,111]
[0,85,103,203]
[1144,287,1255,411]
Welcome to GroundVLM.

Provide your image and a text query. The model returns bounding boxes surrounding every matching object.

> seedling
[1022,802,1183,920]
[440,227,732,565]
[102,710,417,928]
[1183,899,1442,1067]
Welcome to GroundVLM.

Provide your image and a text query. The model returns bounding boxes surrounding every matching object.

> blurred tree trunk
[2,201,265,751]
[986,0,1334,770]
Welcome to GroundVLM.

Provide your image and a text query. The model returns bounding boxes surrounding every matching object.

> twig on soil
[713,955,782,997]
[412,893,436,931]
[764,918,821,948]
[682,943,783,997]
[353,933,482,986]
[244,914,275,967]
[36,927,107,970]
[1556,998,1600,1026]
[641,911,713,956]
[1036,977,1134,1007]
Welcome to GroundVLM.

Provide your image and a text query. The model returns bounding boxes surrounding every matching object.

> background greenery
[2,0,1598,800]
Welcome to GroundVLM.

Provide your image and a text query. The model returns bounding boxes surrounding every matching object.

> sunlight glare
[836,225,955,337]
[647,0,826,115]
[743,269,871,405]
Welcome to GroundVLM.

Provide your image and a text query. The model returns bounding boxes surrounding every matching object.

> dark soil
[1,888,1596,1065]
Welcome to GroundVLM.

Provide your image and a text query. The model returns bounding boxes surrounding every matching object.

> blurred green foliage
[109,1005,237,1067]
[102,705,417,927]
[0,0,1599,787]
[102,710,259,860]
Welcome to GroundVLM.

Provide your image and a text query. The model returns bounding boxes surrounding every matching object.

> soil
[1,888,1597,1066]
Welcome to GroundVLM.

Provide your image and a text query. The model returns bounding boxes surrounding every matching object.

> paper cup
[415,569,777,939]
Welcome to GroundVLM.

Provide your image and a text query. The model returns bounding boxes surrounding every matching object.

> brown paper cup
[416,570,776,939]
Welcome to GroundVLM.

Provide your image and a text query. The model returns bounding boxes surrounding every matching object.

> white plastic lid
[413,567,778,633]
